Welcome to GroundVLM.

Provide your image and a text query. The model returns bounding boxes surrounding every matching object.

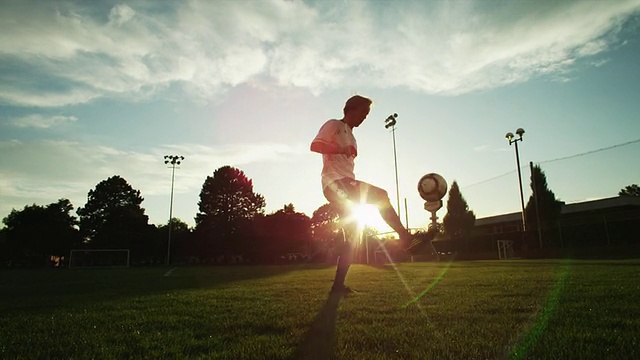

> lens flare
[372,237,417,301]
[402,258,454,308]
[509,259,571,359]
[342,186,432,305]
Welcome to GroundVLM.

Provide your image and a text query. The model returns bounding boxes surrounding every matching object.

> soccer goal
[497,240,515,259]
[68,249,130,269]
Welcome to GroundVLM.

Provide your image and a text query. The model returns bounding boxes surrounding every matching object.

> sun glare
[351,204,386,230]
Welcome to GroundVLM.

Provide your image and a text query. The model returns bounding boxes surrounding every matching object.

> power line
[462,138,640,189]
[462,169,515,189]
[538,138,640,165]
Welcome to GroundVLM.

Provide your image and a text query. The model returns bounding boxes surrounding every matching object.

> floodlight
[505,132,514,141]
[162,153,185,266]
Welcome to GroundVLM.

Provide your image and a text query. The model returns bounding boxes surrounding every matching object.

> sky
[1,0,640,232]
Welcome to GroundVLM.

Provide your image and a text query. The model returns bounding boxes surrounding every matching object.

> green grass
[1,260,639,359]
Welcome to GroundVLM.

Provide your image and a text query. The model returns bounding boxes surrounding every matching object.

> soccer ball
[417,173,448,202]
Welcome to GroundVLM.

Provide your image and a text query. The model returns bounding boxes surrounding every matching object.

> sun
[351,203,388,230]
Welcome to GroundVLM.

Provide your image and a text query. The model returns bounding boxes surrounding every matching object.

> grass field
[1,260,639,359]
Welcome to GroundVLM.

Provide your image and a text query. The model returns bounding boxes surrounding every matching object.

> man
[310,95,416,293]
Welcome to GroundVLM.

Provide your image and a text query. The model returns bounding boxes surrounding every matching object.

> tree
[2,199,81,267]
[157,218,193,264]
[194,166,265,261]
[619,184,640,197]
[77,176,154,262]
[309,202,342,261]
[310,203,341,240]
[525,164,563,248]
[252,204,311,263]
[0,228,8,267]
[442,181,476,252]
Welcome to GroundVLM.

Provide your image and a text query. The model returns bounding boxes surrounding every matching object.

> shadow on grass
[291,292,344,360]
[0,264,333,314]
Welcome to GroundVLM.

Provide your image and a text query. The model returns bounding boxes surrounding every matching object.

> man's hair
[343,95,373,115]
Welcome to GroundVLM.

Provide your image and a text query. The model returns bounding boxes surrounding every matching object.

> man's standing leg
[331,205,357,293]
[331,231,352,292]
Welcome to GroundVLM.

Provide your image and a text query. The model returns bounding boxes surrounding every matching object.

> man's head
[343,95,372,128]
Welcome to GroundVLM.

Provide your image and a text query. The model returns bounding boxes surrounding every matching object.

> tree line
[0,166,319,267]
[0,165,366,267]
[1,164,636,268]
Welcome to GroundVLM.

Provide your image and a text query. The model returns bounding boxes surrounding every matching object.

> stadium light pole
[505,128,527,245]
[164,155,184,265]
[384,113,401,222]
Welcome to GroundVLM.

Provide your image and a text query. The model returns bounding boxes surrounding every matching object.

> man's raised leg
[360,184,412,245]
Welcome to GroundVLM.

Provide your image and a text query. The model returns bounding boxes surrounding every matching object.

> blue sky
[1,0,639,232]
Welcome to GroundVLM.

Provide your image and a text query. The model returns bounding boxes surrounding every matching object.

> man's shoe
[405,238,423,253]
[404,230,437,253]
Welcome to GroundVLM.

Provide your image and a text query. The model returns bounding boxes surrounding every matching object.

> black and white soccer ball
[417,173,448,202]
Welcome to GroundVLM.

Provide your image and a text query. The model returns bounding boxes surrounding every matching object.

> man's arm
[310,141,357,156]
[311,120,357,156]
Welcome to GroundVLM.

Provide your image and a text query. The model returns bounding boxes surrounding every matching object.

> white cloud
[109,4,136,26]
[0,0,638,107]
[0,139,307,221]
[0,87,100,108]
[9,114,77,128]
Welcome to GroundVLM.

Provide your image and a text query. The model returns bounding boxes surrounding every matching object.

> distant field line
[164,267,178,277]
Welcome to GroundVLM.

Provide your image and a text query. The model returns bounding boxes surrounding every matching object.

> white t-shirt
[311,119,357,190]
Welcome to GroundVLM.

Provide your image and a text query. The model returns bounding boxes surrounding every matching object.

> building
[465,196,640,258]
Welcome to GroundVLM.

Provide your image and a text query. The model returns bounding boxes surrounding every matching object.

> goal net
[497,240,515,259]
[68,249,130,269]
